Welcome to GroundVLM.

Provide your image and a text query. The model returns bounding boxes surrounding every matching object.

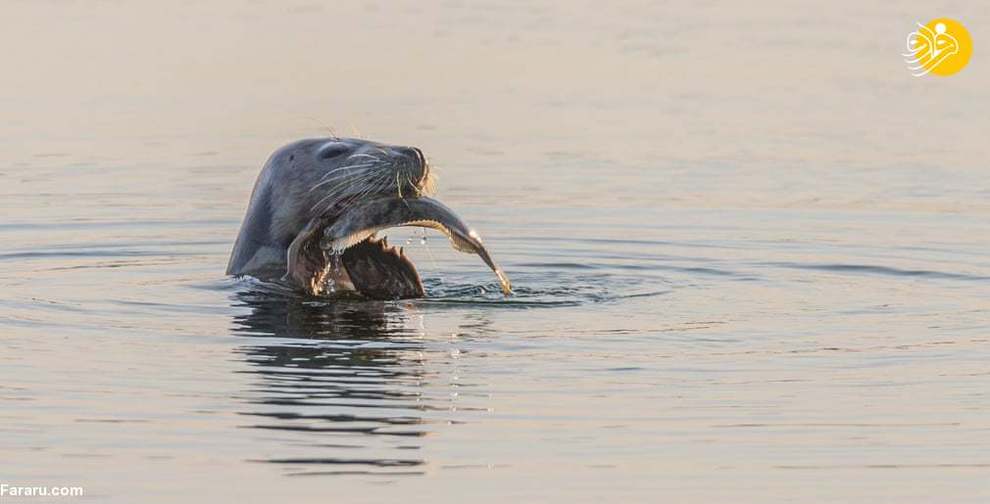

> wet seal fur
[227,138,511,299]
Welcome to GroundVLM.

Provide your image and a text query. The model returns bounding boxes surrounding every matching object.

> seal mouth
[326,196,511,300]
[287,196,511,300]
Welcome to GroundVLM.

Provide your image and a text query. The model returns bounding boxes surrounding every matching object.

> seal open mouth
[288,196,511,300]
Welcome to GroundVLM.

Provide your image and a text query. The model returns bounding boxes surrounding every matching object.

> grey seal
[226,137,511,299]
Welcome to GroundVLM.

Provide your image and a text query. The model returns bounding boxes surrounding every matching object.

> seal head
[226,138,510,299]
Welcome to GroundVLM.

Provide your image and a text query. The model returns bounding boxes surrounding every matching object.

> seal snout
[394,146,430,190]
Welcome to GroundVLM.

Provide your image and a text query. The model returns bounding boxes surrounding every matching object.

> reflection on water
[231,289,432,476]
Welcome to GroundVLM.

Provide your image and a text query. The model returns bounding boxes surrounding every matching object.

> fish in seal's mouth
[286,196,511,300]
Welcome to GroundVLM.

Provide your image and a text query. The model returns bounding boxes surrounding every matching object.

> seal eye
[319,144,350,160]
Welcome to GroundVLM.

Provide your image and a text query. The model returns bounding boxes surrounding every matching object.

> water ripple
[765,262,990,282]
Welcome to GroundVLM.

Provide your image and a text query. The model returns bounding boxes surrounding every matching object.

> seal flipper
[284,218,333,295]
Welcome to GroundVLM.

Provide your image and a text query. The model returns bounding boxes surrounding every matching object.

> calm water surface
[1,1,988,502]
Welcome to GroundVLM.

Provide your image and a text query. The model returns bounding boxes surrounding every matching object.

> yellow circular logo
[904,18,972,77]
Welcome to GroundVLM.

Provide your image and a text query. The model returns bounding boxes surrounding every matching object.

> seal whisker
[324,161,376,172]
[357,174,391,203]
[309,171,370,195]
[320,165,374,177]
[308,169,378,193]
[309,178,352,195]
[405,173,421,198]
[310,156,389,188]
[310,173,376,212]
[310,191,343,214]
[313,171,390,214]
[422,171,437,196]
[315,163,376,181]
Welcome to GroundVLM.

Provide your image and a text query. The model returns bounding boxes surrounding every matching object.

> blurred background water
[0,1,988,502]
